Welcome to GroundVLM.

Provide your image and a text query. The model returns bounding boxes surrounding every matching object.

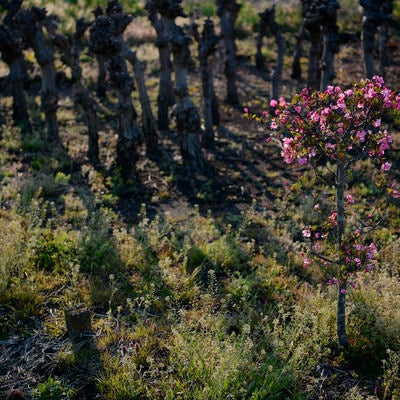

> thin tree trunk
[336,160,348,347]
[337,281,347,348]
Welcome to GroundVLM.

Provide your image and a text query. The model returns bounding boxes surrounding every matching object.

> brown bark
[14,7,59,141]
[217,0,241,106]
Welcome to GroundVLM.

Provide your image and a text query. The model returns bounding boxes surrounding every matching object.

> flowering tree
[248,76,400,347]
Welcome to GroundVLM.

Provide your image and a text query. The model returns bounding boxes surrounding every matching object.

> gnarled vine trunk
[89,1,142,181]
[217,0,241,106]
[0,25,32,135]
[320,0,340,91]
[146,4,175,131]
[170,23,206,173]
[124,44,158,157]
[50,18,100,165]
[14,7,59,141]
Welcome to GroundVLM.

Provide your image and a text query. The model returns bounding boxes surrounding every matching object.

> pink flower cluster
[268,76,399,171]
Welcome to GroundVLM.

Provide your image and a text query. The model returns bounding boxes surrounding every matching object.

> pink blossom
[381,161,392,171]
[244,107,249,114]
[346,194,354,204]
[368,242,377,254]
[295,106,302,113]
[303,258,311,268]
[265,137,272,143]
[281,137,296,164]
[340,288,347,294]
[393,189,400,199]
[372,119,381,127]
[357,130,367,142]
[298,157,308,165]
[302,228,311,238]
[270,121,278,130]
[270,99,278,107]
[279,97,287,107]
[262,110,268,117]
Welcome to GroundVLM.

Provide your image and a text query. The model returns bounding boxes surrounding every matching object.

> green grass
[1,0,400,398]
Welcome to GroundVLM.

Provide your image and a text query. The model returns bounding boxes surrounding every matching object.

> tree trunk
[255,10,268,70]
[217,0,241,106]
[320,1,340,91]
[146,6,175,131]
[124,45,158,157]
[96,55,107,98]
[170,22,206,173]
[336,160,348,347]
[360,0,381,79]
[269,6,285,101]
[14,7,59,141]
[306,21,322,91]
[49,18,100,165]
[337,281,347,348]
[89,6,142,182]
[110,55,142,181]
[0,25,32,135]
[291,21,305,80]
[198,18,220,148]
[378,0,394,77]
